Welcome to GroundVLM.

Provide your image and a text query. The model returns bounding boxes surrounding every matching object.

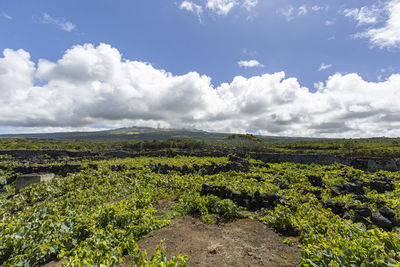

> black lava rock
[379,206,396,220]
[283,225,300,237]
[324,201,346,216]
[273,178,291,189]
[111,164,127,172]
[88,164,98,170]
[371,212,393,231]
[369,179,395,193]
[305,189,322,200]
[354,205,372,218]
[248,175,265,182]
[331,186,342,197]
[353,194,372,203]
[307,175,324,187]
[342,211,355,221]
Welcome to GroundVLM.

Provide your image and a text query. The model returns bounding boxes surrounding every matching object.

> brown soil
[41,259,66,267]
[135,216,301,267]
[42,199,301,267]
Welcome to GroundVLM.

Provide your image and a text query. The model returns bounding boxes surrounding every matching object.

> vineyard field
[0,154,399,266]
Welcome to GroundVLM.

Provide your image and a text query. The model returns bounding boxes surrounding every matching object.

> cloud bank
[344,0,400,48]
[1,43,400,137]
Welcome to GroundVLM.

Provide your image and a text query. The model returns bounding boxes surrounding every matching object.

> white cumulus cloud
[357,0,400,48]
[280,5,308,21]
[311,5,328,12]
[298,5,308,16]
[343,6,381,26]
[238,59,264,68]
[179,1,203,22]
[206,0,237,15]
[242,0,258,11]
[1,43,400,137]
[344,0,400,49]
[318,63,332,71]
[41,13,76,32]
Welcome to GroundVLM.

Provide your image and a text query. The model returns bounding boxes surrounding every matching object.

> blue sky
[0,0,400,137]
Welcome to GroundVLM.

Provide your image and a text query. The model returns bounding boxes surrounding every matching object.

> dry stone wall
[1,149,400,171]
[253,153,400,172]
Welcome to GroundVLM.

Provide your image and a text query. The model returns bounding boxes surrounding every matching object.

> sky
[0,0,400,137]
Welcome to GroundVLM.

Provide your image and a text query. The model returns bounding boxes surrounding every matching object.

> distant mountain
[0,126,320,143]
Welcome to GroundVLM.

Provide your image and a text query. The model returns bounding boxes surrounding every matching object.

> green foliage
[175,193,241,223]
[0,155,399,266]
[140,242,188,266]
[0,138,107,151]
[228,133,263,143]
[2,135,400,157]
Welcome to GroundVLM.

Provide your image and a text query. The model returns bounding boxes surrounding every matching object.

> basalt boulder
[247,175,265,182]
[200,183,281,211]
[87,164,98,170]
[273,178,291,189]
[379,206,396,220]
[110,164,127,172]
[352,205,372,218]
[302,189,322,200]
[324,201,346,216]
[330,180,366,196]
[353,194,373,203]
[278,225,300,237]
[369,179,395,193]
[149,157,250,175]
[371,212,393,231]
[307,175,324,187]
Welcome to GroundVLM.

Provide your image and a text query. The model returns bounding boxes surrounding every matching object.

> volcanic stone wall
[253,153,400,172]
[0,150,92,159]
[1,149,400,171]
[253,153,349,166]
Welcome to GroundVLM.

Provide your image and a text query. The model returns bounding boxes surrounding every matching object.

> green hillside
[0,126,317,143]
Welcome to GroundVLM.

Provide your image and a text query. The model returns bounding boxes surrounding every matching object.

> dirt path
[136,216,301,267]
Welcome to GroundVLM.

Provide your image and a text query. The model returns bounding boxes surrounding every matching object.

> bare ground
[43,198,301,266]
[135,216,301,267]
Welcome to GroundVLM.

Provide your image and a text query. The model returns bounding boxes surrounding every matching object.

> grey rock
[331,186,342,197]
[16,173,54,193]
[379,206,396,219]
